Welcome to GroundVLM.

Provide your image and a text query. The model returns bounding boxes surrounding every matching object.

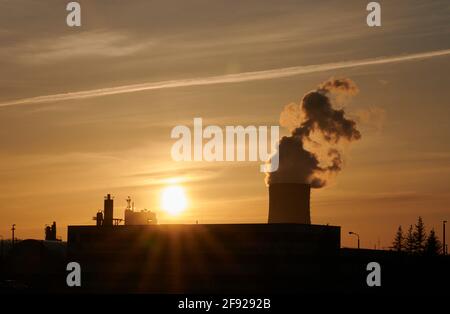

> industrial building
[44,222,60,241]
[93,194,157,226]
[67,183,344,292]
[1,183,449,294]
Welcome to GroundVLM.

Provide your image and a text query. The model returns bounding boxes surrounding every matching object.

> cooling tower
[268,183,311,224]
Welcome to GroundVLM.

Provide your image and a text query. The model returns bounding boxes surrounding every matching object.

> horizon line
[1,48,450,108]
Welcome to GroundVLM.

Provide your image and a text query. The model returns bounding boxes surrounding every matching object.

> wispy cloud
[2,31,150,64]
[316,191,430,207]
[1,49,449,108]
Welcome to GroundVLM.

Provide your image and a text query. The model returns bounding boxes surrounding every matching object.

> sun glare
[161,185,187,216]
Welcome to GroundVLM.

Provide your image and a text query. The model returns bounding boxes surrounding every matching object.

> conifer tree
[413,216,427,254]
[391,225,404,252]
[405,225,415,254]
[424,228,442,256]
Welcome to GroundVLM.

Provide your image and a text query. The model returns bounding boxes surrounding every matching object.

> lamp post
[443,220,447,255]
[11,224,15,248]
[349,231,360,249]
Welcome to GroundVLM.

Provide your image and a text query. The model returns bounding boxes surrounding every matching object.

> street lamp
[443,220,447,255]
[349,231,360,249]
[11,224,16,248]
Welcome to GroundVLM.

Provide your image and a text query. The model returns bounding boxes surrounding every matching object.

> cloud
[127,167,221,185]
[317,191,429,205]
[351,106,386,133]
[4,31,150,64]
[0,48,449,108]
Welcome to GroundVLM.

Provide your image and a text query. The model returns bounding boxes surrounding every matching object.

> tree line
[391,216,443,255]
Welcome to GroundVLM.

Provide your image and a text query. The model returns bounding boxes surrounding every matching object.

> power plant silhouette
[91,183,312,227]
[1,185,449,294]
[65,185,341,293]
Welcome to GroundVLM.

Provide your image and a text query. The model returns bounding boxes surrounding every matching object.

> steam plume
[267,78,361,188]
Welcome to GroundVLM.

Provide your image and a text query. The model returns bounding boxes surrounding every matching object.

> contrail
[1,49,449,107]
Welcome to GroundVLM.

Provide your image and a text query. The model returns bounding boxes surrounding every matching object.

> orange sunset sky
[0,0,449,248]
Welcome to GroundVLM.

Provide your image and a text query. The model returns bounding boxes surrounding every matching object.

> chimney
[51,221,57,239]
[96,211,104,227]
[268,183,311,224]
[103,194,114,226]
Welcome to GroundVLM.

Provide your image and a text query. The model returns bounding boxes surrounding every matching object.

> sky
[0,0,449,248]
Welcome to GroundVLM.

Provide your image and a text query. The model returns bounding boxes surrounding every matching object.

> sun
[161,185,187,216]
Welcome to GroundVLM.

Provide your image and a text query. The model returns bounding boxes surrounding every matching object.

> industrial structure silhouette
[0,186,449,294]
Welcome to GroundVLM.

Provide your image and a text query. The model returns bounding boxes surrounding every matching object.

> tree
[424,229,442,256]
[405,225,415,254]
[391,225,404,252]
[413,216,427,254]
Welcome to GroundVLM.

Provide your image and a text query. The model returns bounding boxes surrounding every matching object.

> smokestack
[51,221,57,239]
[96,212,104,227]
[103,194,114,226]
[268,183,311,224]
